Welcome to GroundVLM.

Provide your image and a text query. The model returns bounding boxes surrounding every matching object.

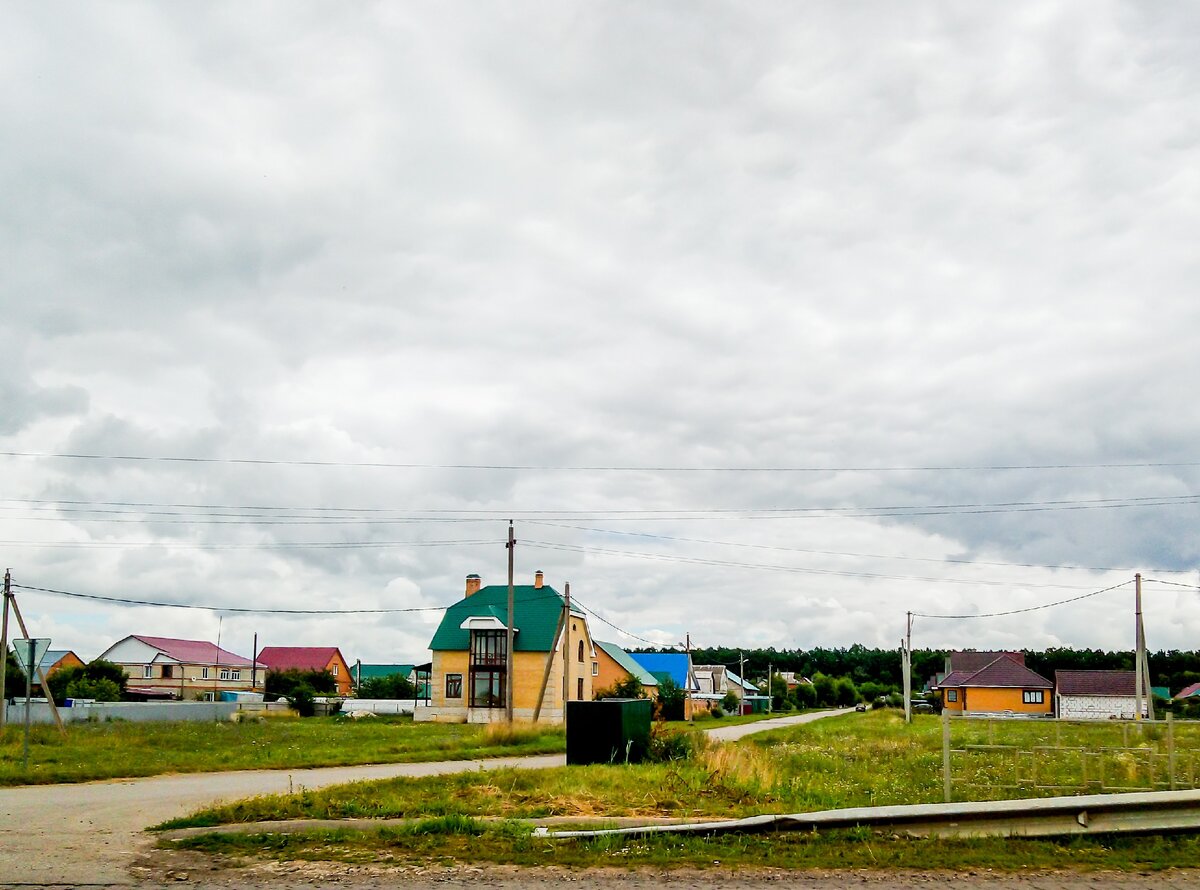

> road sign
[12,638,51,674]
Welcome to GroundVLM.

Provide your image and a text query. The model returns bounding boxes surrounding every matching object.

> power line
[522,540,1102,589]
[525,521,1141,574]
[3,450,1199,472]
[568,595,661,646]
[912,580,1133,620]
[1144,578,1200,591]
[0,539,500,550]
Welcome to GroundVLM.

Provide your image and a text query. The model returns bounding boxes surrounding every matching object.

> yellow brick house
[415,571,596,724]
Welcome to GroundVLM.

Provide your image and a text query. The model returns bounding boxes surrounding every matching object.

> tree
[289,683,317,717]
[48,660,129,705]
[833,676,859,707]
[656,676,686,721]
[595,676,646,699]
[65,677,121,702]
[812,673,836,707]
[720,690,740,714]
[358,673,417,700]
[3,651,27,699]
[265,669,337,701]
[790,681,817,709]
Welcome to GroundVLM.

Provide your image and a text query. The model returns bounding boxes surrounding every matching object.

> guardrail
[538,788,1200,841]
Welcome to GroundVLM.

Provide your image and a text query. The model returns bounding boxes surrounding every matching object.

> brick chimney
[465,574,482,597]
[534,570,544,589]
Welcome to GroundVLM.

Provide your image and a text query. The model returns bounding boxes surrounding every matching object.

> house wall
[48,652,85,675]
[116,660,254,699]
[963,686,1052,715]
[324,653,353,695]
[593,647,630,696]
[942,688,965,711]
[1057,693,1147,720]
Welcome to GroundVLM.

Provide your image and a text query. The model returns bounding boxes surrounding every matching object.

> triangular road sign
[11,638,51,674]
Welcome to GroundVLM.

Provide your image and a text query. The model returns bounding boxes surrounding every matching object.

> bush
[289,683,317,717]
[3,651,27,699]
[266,669,336,701]
[595,676,646,699]
[646,722,696,762]
[65,677,121,701]
[656,676,686,721]
[47,660,128,705]
[720,690,740,714]
[357,674,416,700]
[709,706,725,719]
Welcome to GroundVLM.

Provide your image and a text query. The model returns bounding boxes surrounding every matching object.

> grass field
[0,716,565,786]
[162,710,1200,871]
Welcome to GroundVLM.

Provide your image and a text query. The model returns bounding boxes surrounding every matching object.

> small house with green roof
[414,570,597,724]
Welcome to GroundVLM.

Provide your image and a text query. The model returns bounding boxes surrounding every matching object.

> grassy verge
[0,716,564,787]
[671,711,783,729]
[167,821,1200,872]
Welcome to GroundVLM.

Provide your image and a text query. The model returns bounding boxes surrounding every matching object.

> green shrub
[289,684,317,717]
[720,690,740,714]
[64,677,121,702]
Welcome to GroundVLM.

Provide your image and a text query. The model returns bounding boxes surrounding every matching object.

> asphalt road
[0,709,849,886]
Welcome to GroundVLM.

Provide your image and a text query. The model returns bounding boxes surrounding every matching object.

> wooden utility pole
[1134,573,1144,721]
[505,520,515,723]
[563,581,571,724]
[8,591,65,733]
[903,611,913,724]
[0,569,10,728]
[251,632,259,691]
[767,661,772,714]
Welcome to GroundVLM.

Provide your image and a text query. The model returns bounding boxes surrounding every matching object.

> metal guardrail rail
[537,789,1200,840]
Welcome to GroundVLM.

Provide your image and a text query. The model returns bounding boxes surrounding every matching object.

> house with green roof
[594,640,660,698]
[414,570,597,724]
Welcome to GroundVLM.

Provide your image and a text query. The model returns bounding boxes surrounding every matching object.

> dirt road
[0,709,849,886]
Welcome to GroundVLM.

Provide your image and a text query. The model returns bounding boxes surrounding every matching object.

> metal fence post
[942,709,952,803]
[1168,712,1177,791]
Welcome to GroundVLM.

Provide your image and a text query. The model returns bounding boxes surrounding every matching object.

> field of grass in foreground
[0,716,565,787]
[169,819,1200,873]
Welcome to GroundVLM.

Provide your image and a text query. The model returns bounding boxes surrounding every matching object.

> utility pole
[251,632,259,691]
[0,569,10,729]
[767,661,772,714]
[903,611,913,725]
[1134,573,1144,722]
[505,520,515,723]
[739,650,745,713]
[562,582,570,727]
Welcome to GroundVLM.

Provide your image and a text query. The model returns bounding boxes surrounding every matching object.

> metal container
[566,698,653,765]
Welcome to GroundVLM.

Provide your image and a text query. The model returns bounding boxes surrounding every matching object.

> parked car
[854,702,867,712]
[910,701,934,713]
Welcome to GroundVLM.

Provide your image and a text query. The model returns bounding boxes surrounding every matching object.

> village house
[939,653,1053,717]
[593,641,659,698]
[629,651,700,719]
[1055,670,1150,720]
[416,571,596,724]
[97,635,254,700]
[256,646,354,696]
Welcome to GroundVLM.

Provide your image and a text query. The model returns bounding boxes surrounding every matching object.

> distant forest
[642,645,1200,695]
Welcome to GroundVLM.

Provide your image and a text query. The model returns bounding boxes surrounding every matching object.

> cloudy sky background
[3,2,1199,666]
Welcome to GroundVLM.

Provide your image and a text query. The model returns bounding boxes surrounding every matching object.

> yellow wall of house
[430,651,469,709]
[594,648,628,695]
[325,654,353,695]
[942,688,965,711]
[963,686,1051,714]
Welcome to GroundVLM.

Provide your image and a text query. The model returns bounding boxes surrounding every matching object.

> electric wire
[4,450,1200,472]
[911,579,1133,620]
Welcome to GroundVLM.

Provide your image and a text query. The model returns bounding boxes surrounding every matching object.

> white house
[1055,670,1149,720]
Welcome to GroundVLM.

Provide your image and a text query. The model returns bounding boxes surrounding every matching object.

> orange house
[940,654,1053,716]
[256,646,354,695]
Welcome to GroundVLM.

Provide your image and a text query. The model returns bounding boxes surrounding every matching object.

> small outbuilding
[1055,670,1149,720]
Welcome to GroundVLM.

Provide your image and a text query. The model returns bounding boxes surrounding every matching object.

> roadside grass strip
[0,715,565,786]
[159,711,1200,870]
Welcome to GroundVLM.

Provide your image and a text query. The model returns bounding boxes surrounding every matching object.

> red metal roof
[962,655,1052,689]
[949,651,1025,673]
[256,646,343,672]
[1055,670,1137,697]
[134,635,252,666]
[1175,682,1200,700]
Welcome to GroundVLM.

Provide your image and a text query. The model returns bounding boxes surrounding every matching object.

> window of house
[469,630,507,708]
[946,690,957,702]
[592,662,598,677]
[219,668,238,681]
[201,667,210,680]
[471,670,505,708]
[143,665,153,679]
[577,640,584,662]
[161,665,173,679]
[446,674,463,699]
[1023,690,1044,704]
[577,677,584,700]
[332,663,338,676]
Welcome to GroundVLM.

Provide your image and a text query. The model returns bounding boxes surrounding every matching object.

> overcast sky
[3,2,1199,669]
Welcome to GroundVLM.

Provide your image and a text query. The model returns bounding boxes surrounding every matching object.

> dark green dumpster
[566,698,653,765]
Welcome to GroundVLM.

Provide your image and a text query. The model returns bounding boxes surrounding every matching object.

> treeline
[673,645,1200,695]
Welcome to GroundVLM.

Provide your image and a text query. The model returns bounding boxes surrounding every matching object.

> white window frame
[1023,690,1044,704]
[592,662,598,677]
[143,664,153,679]
[946,689,957,702]
[220,668,231,681]
[201,667,210,680]
[332,663,339,676]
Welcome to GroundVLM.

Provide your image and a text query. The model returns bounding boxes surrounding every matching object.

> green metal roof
[428,584,580,652]
[595,640,659,687]
[354,664,415,681]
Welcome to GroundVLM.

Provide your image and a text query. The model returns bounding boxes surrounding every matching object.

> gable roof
[1176,682,1200,700]
[257,647,345,672]
[725,668,757,692]
[428,584,583,653]
[133,635,252,666]
[629,652,698,691]
[1055,670,1138,697]
[950,651,1025,673]
[595,641,659,687]
[938,670,974,688]
[39,649,78,670]
[960,655,1052,689]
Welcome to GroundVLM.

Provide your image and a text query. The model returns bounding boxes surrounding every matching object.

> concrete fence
[4,699,239,724]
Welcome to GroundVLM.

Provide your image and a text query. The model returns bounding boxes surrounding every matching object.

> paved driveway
[0,709,848,885]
